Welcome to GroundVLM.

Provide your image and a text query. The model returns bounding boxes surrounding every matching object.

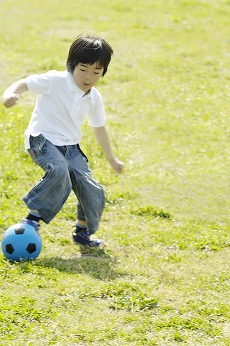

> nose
[85,72,92,80]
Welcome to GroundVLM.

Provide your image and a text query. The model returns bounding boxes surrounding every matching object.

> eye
[94,72,100,75]
[80,69,86,72]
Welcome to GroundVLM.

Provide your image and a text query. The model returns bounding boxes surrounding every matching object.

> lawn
[0,0,230,345]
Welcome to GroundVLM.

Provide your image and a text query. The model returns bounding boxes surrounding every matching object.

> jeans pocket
[77,144,88,162]
[29,134,47,156]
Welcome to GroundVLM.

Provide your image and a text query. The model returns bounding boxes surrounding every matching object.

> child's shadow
[35,247,123,280]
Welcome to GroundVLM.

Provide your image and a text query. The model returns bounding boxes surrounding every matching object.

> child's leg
[68,145,105,235]
[77,220,87,227]
[22,135,72,223]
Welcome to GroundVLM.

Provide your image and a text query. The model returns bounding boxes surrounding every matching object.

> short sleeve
[87,89,106,127]
[87,100,106,127]
[26,70,55,95]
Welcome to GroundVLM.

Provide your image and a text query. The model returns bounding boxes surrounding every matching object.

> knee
[86,178,105,207]
[48,161,71,189]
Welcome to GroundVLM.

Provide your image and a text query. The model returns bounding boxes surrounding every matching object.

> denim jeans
[23,134,105,234]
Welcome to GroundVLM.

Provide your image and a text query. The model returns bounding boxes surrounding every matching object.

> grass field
[0,0,230,345]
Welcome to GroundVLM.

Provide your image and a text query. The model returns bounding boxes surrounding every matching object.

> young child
[2,33,124,247]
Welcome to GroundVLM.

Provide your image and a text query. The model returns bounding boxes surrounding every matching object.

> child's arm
[92,126,124,174]
[2,79,28,108]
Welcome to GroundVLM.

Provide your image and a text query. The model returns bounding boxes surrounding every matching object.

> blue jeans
[23,134,105,234]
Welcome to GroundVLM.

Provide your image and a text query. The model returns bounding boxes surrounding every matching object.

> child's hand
[3,93,19,108]
[110,158,124,174]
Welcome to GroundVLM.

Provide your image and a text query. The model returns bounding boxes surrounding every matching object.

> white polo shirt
[24,70,106,150]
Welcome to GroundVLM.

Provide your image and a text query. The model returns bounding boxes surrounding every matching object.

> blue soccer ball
[1,222,42,262]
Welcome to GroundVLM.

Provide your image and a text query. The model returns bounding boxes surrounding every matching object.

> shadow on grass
[34,248,124,280]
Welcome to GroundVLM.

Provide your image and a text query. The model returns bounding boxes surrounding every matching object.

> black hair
[66,33,113,76]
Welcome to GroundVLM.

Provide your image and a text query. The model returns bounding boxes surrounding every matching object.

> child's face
[73,62,104,92]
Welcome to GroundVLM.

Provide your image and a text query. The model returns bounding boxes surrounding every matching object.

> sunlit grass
[0,0,230,345]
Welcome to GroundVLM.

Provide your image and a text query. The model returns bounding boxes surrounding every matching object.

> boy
[2,33,124,247]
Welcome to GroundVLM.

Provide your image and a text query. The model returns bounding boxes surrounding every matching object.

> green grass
[0,0,230,345]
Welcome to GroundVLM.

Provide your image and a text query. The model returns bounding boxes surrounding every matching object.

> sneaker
[72,228,104,248]
[21,219,40,231]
